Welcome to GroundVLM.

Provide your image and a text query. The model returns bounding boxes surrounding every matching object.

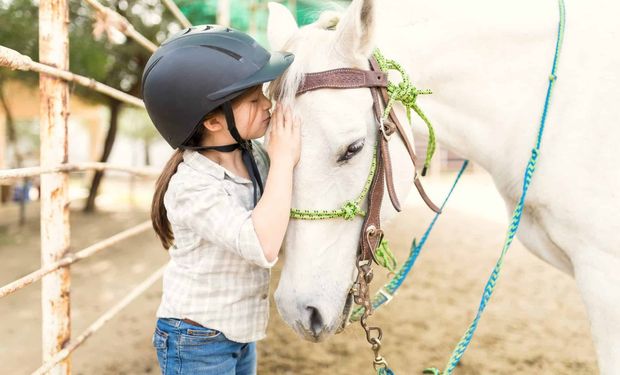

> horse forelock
[268,9,345,106]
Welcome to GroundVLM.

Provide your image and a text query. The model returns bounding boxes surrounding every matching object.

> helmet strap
[180,102,265,206]
[183,143,240,153]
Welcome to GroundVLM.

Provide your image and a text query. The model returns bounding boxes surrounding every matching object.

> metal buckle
[379,118,392,141]
[366,225,386,267]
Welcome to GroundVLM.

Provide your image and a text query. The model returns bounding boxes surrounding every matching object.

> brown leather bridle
[294,56,440,370]
[295,57,439,265]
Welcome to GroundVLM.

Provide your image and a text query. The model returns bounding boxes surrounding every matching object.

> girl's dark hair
[151,122,208,249]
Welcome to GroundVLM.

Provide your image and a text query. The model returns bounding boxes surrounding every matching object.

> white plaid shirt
[156,142,276,343]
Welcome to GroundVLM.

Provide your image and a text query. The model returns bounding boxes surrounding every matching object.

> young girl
[141,25,300,374]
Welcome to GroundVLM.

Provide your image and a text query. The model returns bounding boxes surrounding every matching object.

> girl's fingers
[269,104,277,129]
[275,103,284,131]
[293,115,301,139]
[291,113,299,129]
[282,106,291,130]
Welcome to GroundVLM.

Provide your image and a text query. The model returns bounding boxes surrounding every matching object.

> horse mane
[267,10,343,106]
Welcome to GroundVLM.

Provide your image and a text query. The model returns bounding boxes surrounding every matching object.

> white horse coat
[267,1,620,373]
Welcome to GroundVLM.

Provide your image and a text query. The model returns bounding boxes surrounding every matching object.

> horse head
[267,0,417,342]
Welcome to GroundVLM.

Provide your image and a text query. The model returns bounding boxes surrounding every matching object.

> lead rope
[353,0,565,373]
[349,160,469,323]
[424,3,565,373]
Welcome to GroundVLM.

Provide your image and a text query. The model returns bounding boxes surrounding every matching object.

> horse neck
[375,0,558,177]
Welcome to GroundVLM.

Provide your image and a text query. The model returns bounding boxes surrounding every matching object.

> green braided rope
[374,238,397,272]
[373,49,436,175]
[290,49,435,219]
[290,148,377,220]
[378,368,395,375]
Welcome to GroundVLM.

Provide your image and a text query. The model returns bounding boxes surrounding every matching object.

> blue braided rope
[424,1,566,374]
[349,160,469,322]
[378,368,396,375]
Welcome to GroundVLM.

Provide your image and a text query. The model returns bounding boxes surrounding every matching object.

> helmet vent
[204,25,213,31]
[201,45,242,61]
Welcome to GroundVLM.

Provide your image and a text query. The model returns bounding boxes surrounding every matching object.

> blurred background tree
[0,0,181,212]
[119,107,159,166]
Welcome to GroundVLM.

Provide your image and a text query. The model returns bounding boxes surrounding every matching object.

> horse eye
[338,139,365,162]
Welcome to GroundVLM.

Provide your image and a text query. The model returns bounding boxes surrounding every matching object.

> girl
[141,25,299,375]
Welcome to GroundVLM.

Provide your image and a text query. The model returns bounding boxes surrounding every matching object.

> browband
[296,68,388,95]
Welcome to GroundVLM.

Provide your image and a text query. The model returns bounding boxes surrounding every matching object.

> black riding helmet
[141,25,294,205]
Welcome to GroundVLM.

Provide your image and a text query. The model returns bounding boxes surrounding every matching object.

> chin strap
[182,101,264,206]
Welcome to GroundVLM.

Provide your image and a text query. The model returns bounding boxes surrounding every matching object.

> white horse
[267,0,620,373]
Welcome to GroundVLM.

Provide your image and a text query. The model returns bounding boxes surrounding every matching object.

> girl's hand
[267,103,301,168]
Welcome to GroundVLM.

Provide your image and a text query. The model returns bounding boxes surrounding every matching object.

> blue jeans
[152,318,257,375]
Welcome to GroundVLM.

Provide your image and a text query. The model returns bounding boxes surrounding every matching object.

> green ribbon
[374,238,397,273]
[373,49,436,175]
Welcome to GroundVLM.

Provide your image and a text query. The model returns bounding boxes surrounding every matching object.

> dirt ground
[0,169,597,374]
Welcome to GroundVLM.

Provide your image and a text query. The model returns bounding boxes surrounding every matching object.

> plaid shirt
[156,143,276,343]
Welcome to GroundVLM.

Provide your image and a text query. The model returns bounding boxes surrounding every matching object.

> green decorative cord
[289,148,397,273]
[373,49,436,175]
[290,148,377,220]
[290,49,435,220]
[374,238,397,272]
[289,49,433,274]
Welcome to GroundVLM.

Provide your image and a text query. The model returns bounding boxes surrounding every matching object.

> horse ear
[267,2,299,51]
[334,0,376,60]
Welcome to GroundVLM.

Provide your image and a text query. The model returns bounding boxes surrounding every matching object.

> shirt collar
[182,150,251,184]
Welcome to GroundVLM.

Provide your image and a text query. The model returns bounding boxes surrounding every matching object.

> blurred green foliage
[176,0,350,46]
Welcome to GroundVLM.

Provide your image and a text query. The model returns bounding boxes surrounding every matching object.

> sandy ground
[0,169,597,374]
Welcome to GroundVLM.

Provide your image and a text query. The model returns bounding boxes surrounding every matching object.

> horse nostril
[306,305,324,336]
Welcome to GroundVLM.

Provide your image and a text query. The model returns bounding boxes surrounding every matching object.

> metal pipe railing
[83,0,158,52]
[0,0,195,372]
[0,162,160,182]
[31,266,166,375]
[0,46,145,108]
[0,221,152,299]
[162,0,192,28]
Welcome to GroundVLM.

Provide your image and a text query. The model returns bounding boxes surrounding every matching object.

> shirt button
[261,293,268,300]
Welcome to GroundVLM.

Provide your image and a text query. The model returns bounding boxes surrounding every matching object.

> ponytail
[151,149,184,249]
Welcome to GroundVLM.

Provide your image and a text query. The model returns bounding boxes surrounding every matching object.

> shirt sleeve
[173,183,277,269]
